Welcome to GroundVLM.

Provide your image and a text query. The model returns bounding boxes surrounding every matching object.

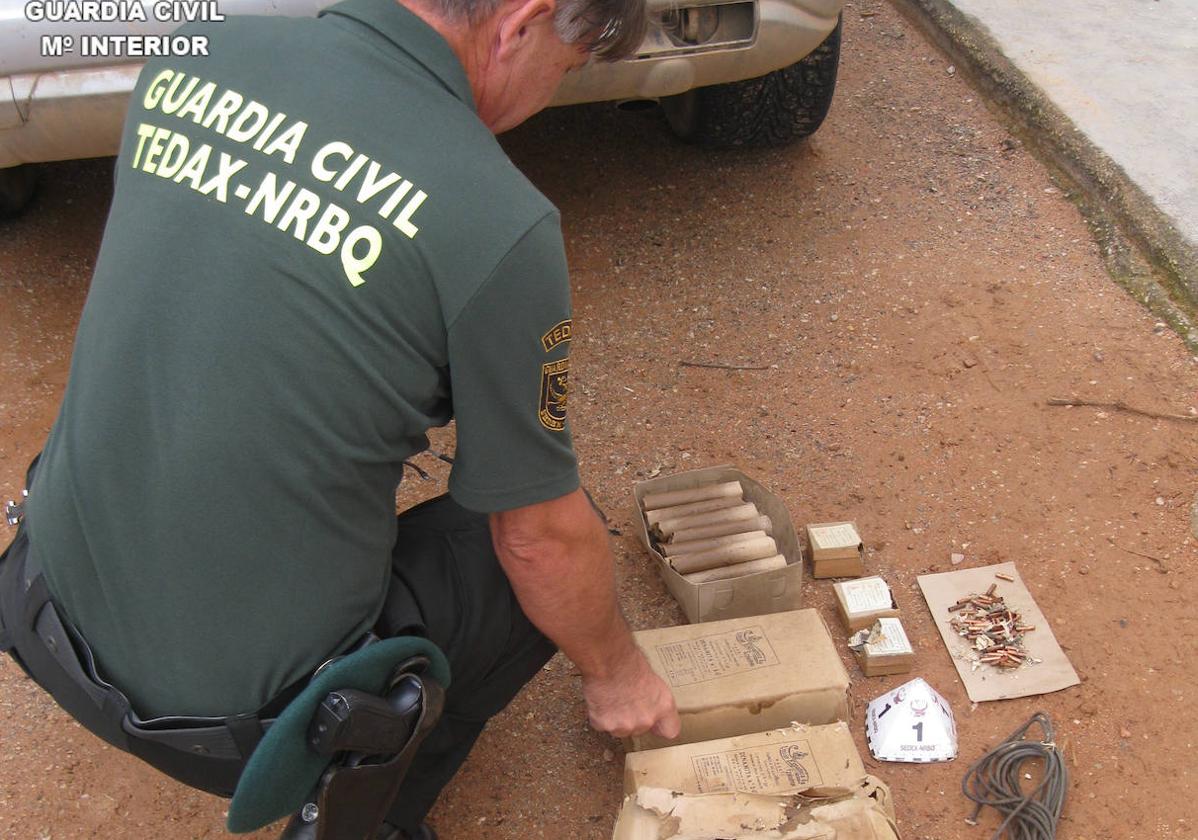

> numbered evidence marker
[865,677,957,763]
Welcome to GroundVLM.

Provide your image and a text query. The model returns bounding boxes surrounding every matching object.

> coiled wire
[961,712,1068,839]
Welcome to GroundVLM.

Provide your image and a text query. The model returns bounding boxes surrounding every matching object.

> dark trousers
[380,494,557,831]
[0,492,556,834]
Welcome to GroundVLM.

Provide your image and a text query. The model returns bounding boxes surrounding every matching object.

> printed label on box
[868,618,913,655]
[690,740,823,794]
[810,523,860,550]
[655,628,780,687]
[842,578,893,613]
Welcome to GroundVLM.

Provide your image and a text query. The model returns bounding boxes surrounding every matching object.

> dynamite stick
[668,514,774,544]
[654,502,760,539]
[669,535,779,574]
[641,481,743,511]
[644,495,743,526]
[681,554,787,584]
[661,530,770,558]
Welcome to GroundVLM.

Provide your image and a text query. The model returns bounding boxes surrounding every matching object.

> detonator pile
[948,582,1036,669]
[641,480,786,584]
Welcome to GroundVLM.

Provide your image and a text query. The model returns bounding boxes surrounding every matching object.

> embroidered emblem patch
[538,358,570,431]
[541,319,573,352]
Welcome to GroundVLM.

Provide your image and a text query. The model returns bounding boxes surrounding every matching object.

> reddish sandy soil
[2,1,1196,838]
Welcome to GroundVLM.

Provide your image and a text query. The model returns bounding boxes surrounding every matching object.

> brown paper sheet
[917,562,1079,702]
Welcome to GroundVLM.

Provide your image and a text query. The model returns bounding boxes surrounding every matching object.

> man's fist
[582,648,682,739]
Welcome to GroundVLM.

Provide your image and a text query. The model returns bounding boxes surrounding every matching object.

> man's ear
[495,0,558,61]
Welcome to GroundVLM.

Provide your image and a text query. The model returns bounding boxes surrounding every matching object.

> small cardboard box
[628,609,850,751]
[806,521,865,578]
[851,617,915,677]
[833,576,900,631]
[614,725,899,840]
[633,466,803,624]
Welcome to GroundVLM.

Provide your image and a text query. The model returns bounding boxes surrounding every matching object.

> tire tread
[671,18,842,149]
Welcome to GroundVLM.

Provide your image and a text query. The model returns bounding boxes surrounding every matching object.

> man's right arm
[489,487,681,739]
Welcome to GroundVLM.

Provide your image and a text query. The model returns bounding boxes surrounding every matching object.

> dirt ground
[2,1,1197,838]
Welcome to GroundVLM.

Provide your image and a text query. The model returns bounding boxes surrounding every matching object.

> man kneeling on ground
[0,0,680,836]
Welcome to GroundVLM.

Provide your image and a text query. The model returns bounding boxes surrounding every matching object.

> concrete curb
[888,0,1198,349]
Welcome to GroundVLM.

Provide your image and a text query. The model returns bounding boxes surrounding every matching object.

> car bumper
[0,0,843,168]
[554,0,842,105]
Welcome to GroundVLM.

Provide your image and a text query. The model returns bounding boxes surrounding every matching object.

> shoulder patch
[541,319,573,352]
[538,358,570,431]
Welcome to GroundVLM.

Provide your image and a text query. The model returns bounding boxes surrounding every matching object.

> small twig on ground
[1048,397,1197,423]
[401,460,431,481]
[680,360,772,371]
[1114,542,1170,573]
[425,449,455,464]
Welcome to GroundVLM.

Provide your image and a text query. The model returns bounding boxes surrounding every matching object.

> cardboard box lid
[834,577,897,617]
[633,609,849,714]
[632,466,803,624]
[806,521,863,560]
[623,723,865,796]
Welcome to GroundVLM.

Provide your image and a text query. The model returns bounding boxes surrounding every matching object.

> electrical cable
[961,712,1068,840]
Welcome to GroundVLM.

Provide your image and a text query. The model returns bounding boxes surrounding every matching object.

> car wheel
[662,17,842,148]
[0,165,39,218]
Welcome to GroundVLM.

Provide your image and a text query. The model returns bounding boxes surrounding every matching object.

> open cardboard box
[614,724,900,840]
[850,617,915,677]
[628,609,850,752]
[633,466,803,624]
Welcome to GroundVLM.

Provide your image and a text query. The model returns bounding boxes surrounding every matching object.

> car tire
[662,17,842,148]
[0,165,39,218]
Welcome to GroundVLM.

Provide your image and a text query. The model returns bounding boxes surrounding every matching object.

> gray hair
[554,0,647,60]
[421,0,647,61]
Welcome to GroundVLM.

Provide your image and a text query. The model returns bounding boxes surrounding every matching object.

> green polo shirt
[26,0,580,717]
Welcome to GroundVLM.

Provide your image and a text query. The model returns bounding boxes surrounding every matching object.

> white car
[0,0,844,214]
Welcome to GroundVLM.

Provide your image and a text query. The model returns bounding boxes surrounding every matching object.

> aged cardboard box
[850,617,915,677]
[806,521,865,578]
[634,466,803,624]
[628,609,850,751]
[614,724,899,840]
[624,722,865,795]
[833,576,900,631]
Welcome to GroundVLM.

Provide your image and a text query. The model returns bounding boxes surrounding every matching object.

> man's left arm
[445,211,580,512]
[490,488,680,739]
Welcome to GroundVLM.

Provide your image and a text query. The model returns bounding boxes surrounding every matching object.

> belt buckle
[5,489,28,527]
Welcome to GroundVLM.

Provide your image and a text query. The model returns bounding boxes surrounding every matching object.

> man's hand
[491,488,681,741]
[582,646,681,739]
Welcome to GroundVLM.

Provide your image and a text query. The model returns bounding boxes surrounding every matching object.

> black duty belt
[0,527,305,795]
[0,452,398,796]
